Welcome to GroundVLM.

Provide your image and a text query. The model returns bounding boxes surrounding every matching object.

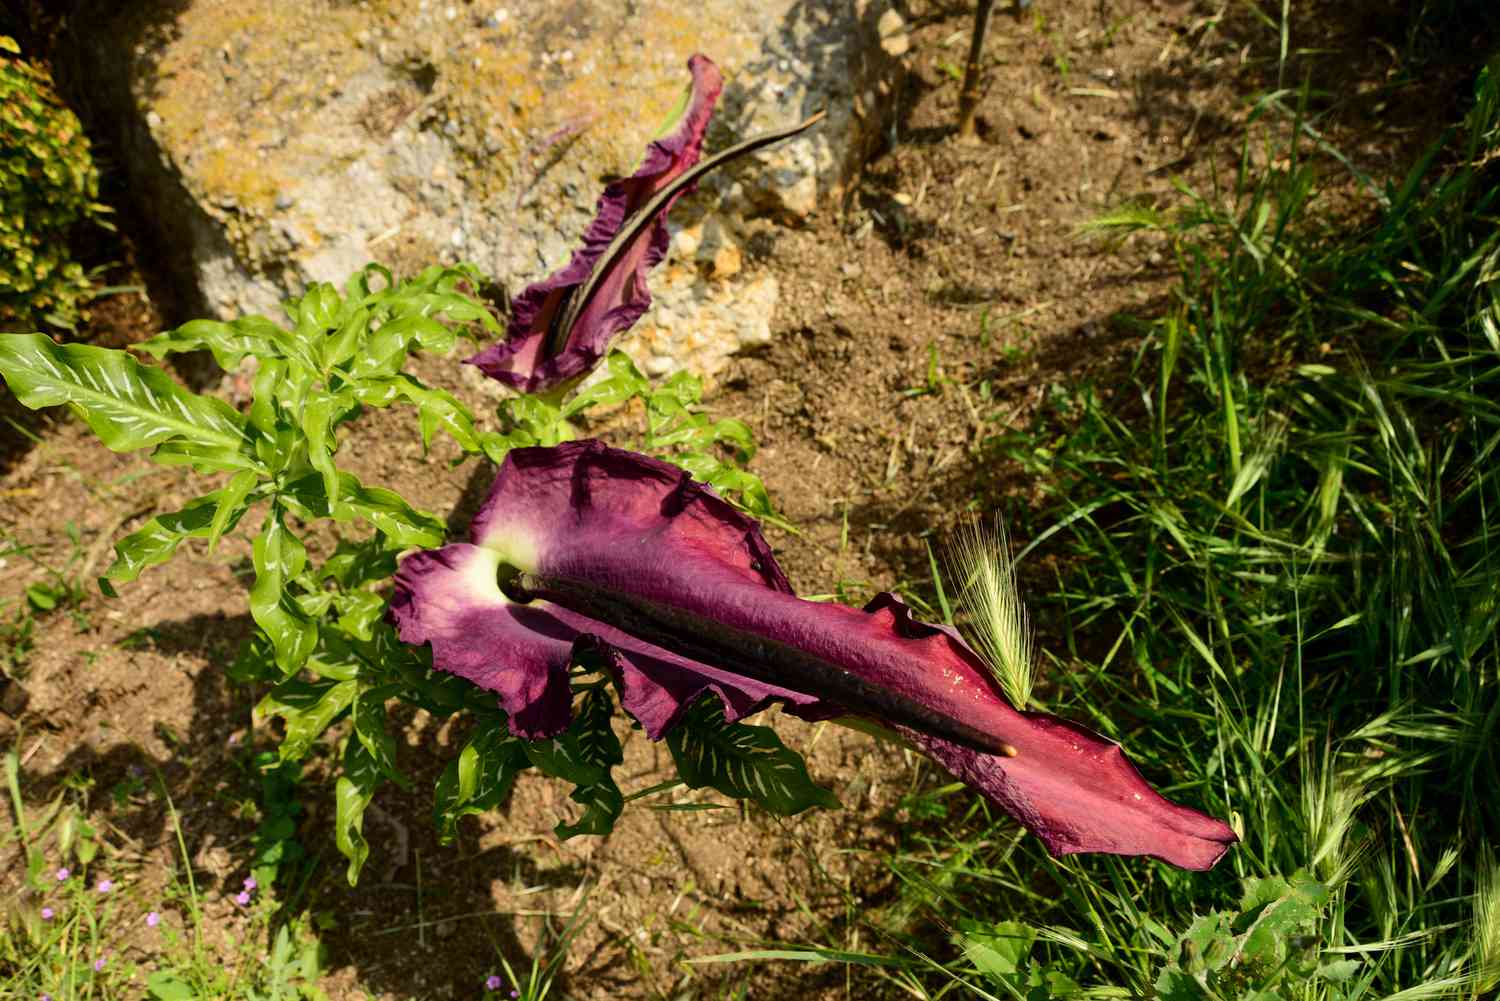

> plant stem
[957,0,996,140]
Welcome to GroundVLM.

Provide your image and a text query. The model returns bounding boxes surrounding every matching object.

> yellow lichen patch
[191,147,283,216]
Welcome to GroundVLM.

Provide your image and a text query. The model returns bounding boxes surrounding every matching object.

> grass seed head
[948,519,1034,710]
[1477,843,1500,996]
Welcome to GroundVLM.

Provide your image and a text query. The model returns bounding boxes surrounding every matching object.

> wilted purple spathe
[391,440,1237,870]
[466,55,723,394]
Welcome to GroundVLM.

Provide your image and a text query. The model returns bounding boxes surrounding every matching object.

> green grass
[732,34,1500,1001]
[1,745,335,1000]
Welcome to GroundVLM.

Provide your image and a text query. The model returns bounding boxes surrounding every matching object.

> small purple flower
[510,992,519,999]
[146,911,160,927]
[54,867,69,881]
[40,906,54,920]
[235,891,251,906]
[242,876,257,891]
[41,994,52,1001]
[485,975,502,991]
[93,956,107,972]
[128,764,144,778]
[96,879,113,894]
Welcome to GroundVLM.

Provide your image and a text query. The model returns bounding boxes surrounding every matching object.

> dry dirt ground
[0,1,1467,998]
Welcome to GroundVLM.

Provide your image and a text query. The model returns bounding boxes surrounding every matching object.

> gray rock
[75,0,906,388]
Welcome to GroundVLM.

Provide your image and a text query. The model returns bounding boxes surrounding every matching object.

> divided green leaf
[666,698,838,816]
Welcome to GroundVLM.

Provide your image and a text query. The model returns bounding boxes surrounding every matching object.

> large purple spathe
[391,441,1237,870]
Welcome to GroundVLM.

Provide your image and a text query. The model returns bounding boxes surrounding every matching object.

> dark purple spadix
[390,440,1238,870]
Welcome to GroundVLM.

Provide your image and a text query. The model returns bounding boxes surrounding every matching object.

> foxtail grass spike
[949,519,1035,710]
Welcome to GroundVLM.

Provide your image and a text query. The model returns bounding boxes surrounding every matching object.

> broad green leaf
[296,281,342,334]
[1234,874,1327,966]
[136,315,281,369]
[524,686,624,839]
[266,311,322,376]
[150,438,264,474]
[561,351,650,417]
[249,506,317,674]
[257,677,357,762]
[1317,959,1361,982]
[334,476,447,548]
[301,387,347,506]
[323,305,370,370]
[960,920,1037,979]
[0,334,245,453]
[353,375,478,451]
[350,314,452,380]
[25,583,57,610]
[227,632,279,684]
[334,589,386,641]
[334,739,382,885]
[248,357,285,434]
[102,489,253,590]
[434,723,529,842]
[145,972,196,1001]
[319,537,399,589]
[281,470,445,548]
[674,454,776,518]
[666,699,837,816]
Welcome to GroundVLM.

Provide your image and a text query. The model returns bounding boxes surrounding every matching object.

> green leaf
[249,506,317,674]
[248,357,286,435]
[281,470,445,549]
[524,687,624,839]
[257,677,357,762]
[296,281,342,334]
[150,438,264,474]
[301,387,348,506]
[24,583,57,610]
[102,488,254,590]
[209,469,260,551]
[145,972,197,1001]
[666,699,837,816]
[433,723,529,842]
[319,537,399,590]
[1233,873,1328,967]
[960,920,1037,979]
[352,374,478,452]
[323,304,370,370]
[0,333,246,453]
[334,739,383,885]
[1317,959,1361,982]
[333,589,386,641]
[561,351,650,417]
[350,314,453,380]
[136,315,281,370]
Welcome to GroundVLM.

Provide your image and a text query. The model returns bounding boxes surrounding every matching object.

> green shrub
[0,35,107,332]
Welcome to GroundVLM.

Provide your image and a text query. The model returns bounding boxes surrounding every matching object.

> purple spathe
[466,55,723,393]
[391,440,1237,870]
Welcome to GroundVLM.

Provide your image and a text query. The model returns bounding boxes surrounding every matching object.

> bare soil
[2,1,1483,998]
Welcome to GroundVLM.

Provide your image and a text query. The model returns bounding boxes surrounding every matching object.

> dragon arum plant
[0,54,1233,884]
